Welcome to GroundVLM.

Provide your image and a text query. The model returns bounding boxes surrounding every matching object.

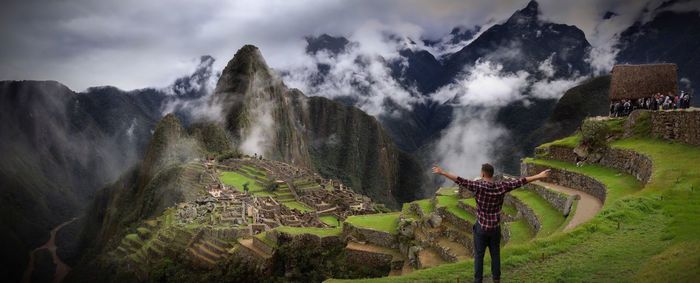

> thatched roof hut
[609,63,678,101]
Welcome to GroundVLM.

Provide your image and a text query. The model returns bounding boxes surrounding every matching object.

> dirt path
[417,248,445,268]
[532,181,602,231]
[22,217,78,283]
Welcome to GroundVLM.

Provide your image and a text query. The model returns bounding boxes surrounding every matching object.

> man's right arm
[525,169,552,183]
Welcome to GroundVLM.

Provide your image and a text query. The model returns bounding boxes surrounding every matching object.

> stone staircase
[237,237,273,260]
[186,235,233,268]
[345,241,404,274]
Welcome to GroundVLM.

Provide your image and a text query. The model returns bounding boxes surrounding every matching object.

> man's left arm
[503,169,552,192]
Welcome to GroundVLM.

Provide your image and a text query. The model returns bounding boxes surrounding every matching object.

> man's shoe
[493,279,500,283]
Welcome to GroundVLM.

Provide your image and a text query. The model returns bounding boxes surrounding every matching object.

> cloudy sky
[0,0,668,91]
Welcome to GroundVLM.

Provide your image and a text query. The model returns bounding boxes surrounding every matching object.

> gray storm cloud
[4,0,697,91]
[3,0,699,182]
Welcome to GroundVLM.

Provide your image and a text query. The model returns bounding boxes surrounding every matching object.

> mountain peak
[507,0,541,24]
[169,55,215,97]
[305,34,350,55]
[214,44,273,95]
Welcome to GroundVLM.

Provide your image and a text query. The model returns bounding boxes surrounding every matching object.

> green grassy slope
[345,213,401,234]
[329,137,700,282]
[510,190,565,237]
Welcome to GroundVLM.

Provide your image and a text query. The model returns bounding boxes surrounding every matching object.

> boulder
[427,213,442,228]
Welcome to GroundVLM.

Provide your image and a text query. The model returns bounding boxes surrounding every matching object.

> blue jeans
[473,222,501,283]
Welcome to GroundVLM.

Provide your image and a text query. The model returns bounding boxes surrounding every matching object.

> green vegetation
[219,171,263,192]
[345,213,400,234]
[523,158,643,205]
[275,226,342,237]
[505,218,534,245]
[281,200,313,212]
[414,199,434,215]
[436,195,476,223]
[240,165,266,178]
[509,190,565,236]
[435,187,459,196]
[501,203,518,216]
[255,232,277,247]
[538,134,582,149]
[461,198,476,208]
[320,215,339,227]
[332,135,699,282]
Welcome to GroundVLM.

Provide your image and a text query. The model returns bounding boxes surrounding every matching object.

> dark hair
[481,163,494,177]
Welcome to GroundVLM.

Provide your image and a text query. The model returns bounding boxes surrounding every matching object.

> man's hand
[433,165,459,182]
[525,169,552,183]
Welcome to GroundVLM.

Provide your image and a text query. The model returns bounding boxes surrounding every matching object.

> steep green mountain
[70,115,229,276]
[0,57,219,282]
[212,45,425,206]
[529,75,611,146]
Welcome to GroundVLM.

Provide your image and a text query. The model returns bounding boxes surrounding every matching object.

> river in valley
[22,217,78,283]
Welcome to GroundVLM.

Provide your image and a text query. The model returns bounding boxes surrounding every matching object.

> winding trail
[22,217,78,283]
[532,181,602,231]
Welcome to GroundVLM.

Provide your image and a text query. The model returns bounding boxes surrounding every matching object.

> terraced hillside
[327,111,700,282]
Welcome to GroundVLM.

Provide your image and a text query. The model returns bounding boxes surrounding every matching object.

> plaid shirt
[454,176,528,232]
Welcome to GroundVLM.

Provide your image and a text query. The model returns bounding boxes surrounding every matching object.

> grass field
[329,137,700,282]
[219,171,263,192]
[523,158,643,205]
[275,226,342,237]
[509,189,565,237]
[504,218,533,245]
[320,215,340,227]
[281,200,313,212]
[345,212,400,234]
[436,195,476,223]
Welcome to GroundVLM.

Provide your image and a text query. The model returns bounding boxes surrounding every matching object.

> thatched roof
[609,63,678,101]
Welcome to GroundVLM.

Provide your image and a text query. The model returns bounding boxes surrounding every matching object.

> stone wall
[536,144,578,163]
[203,226,251,240]
[651,110,700,146]
[523,183,569,215]
[437,207,473,229]
[440,228,472,253]
[521,163,607,202]
[408,202,425,218]
[253,236,275,255]
[344,248,393,272]
[597,148,653,184]
[537,144,653,184]
[342,223,398,249]
[504,195,541,234]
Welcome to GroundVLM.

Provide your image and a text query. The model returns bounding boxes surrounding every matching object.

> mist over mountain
[1,0,700,281]
[0,57,216,282]
[284,0,593,176]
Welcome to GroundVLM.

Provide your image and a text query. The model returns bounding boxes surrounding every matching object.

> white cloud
[431,60,530,107]
[281,21,424,117]
[432,108,508,180]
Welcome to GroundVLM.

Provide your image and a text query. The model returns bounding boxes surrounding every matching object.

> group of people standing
[610,91,692,117]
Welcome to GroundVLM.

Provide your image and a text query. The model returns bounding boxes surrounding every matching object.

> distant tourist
[432,164,551,283]
[650,95,658,111]
[623,100,632,116]
[614,101,622,117]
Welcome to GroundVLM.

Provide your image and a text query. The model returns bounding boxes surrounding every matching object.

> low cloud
[282,21,424,117]
[432,108,508,180]
[431,60,530,107]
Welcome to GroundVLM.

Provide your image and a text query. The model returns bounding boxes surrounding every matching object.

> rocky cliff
[211,45,425,206]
